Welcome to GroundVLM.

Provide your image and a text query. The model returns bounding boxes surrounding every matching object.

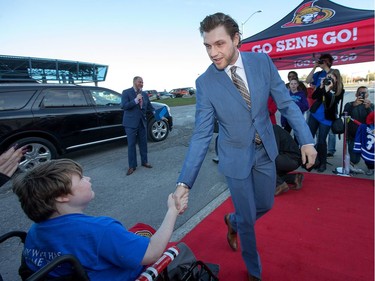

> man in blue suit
[173,13,317,281]
[121,76,154,175]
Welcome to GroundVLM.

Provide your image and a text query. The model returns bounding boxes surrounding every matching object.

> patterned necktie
[230,66,251,108]
[230,66,262,144]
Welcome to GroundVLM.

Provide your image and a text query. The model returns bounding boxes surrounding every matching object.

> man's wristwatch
[176,182,190,189]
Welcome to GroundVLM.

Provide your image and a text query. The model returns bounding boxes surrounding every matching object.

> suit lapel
[214,67,250,111]
[131,88,137,100]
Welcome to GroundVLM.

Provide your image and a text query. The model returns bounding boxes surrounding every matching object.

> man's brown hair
[199,12,241,47]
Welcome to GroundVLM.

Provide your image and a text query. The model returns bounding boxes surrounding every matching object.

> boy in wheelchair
[12,159,188,281]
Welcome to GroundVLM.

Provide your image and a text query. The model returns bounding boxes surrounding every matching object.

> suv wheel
[15,137,58,172]
[148,118,169,142]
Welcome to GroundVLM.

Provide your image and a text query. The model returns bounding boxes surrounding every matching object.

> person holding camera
[305,54,334,87]
[307,69,344,172]
[306,54,337,158]
[344,86,374,174]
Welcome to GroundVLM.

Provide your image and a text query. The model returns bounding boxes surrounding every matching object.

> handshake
[168,187,189,215]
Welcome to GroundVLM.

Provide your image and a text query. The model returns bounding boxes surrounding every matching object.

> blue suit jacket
[178,52,314,187]
[121,87,155,129]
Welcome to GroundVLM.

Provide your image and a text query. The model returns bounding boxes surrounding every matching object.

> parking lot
[0,104,226,281]
[0,87,372,280]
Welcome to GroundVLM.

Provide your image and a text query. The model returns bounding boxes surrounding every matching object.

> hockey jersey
[353,124,374,163]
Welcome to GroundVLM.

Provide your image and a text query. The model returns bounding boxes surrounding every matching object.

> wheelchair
[0,231,218,281]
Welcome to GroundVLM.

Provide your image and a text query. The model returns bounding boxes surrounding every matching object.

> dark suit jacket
[273,124,301,165]
[121,87,155,128]
[178,52,314,187]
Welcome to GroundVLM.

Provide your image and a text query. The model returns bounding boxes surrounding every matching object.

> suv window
[0,90,36,111]
[41,89,88,107]
[90,89,121,106]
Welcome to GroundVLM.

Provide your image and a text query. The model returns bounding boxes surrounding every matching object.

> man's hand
[0,146,24,177]
[173,185,189,214]
[300,144,317,169]
[364,99,372,109]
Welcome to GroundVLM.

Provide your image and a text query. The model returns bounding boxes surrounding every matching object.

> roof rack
[0,55,108,85]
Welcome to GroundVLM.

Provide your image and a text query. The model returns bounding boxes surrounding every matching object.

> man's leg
[126,127,138,168]
[275,154,300,195]
[226,145,274,278]
[138,122,148,165]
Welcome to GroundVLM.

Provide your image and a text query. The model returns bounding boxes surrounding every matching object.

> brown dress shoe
[248,274,261,281]
[291,173,304,190]
[224,214,237,251]
[142,163,153,168]
[275,182,289,196]
[126,167,136,175]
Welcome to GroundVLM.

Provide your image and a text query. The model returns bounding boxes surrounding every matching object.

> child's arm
[141,193,187,265]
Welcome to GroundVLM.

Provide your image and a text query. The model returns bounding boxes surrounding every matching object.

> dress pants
[275,154,300,186]
[125,121,148,168]
[226,144,275,278]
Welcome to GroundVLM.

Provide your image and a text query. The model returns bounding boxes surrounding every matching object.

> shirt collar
[225,51,244,75]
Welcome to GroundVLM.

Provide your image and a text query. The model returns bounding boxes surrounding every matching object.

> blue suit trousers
[125,121,148,168]
[226,144,275,278]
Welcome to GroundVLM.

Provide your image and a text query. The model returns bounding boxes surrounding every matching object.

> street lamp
[241,10,262,38]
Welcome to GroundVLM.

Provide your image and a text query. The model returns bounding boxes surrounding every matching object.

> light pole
[241,10,262,38]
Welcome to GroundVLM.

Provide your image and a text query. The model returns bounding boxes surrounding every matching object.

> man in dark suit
[173,13,316,280]
[121,76,154,175]
[273,124,304,196]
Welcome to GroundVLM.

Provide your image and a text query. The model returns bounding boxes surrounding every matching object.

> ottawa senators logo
[282,0,335,28]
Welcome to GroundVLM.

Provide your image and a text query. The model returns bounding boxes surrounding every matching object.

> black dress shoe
[142,163,152,168]
[126,167,136,175]
[224,214,237,251]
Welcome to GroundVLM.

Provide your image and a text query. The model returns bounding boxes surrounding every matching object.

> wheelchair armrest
[135,245,180,281]
[25,254,89,281]
[0,231,27,244]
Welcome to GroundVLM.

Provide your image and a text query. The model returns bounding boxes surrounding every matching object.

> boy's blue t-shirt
[24,214,150,281]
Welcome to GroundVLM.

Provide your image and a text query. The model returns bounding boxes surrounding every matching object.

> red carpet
[181,173,374,281]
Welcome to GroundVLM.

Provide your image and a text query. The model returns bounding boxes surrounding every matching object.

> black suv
[0,83,173,171]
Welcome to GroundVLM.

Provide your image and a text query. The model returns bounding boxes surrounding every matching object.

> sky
[1,0,374,93]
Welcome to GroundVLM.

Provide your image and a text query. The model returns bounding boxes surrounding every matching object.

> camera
[317,59,324,64]
[323,77,333,85]
[359,91,366,99]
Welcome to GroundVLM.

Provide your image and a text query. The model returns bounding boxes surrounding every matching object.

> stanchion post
[342,112,350,175]
[334,112,351,176]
